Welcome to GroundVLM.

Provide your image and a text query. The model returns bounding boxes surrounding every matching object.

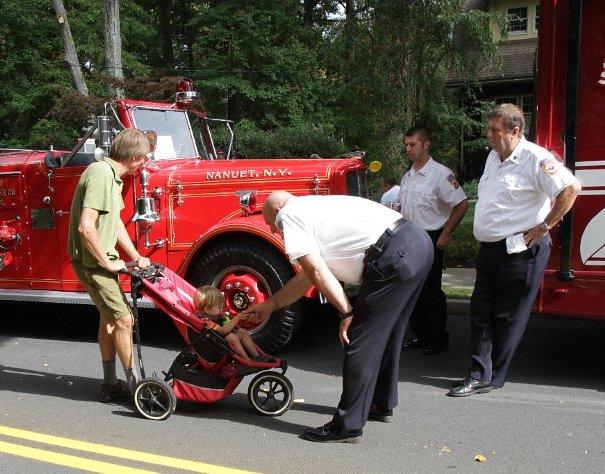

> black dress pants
[408,229,448,345]
[332,221,433,430]
[469,235,551,387]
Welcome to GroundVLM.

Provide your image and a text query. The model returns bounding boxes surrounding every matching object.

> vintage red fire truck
[0,80,368,351]
[534,0,604,319]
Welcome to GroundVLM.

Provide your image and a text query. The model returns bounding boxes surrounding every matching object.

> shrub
[445,201,479,267]
[223,120,347,159]
[462,179,479,200]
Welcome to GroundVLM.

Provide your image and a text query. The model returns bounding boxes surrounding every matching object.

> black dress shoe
[301,421,362,443]
[422,341,449,355]
[368,403,393,423]
[402,337,424,351]
[448,378,492,397]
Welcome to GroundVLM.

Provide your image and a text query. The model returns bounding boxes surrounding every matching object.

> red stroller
[124,263,293,420]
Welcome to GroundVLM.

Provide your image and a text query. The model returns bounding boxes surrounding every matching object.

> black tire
[247,371,293,416]
[133,378,176,421]
[187,237,304,353]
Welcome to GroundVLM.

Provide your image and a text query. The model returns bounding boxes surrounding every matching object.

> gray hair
[488,103,525,135]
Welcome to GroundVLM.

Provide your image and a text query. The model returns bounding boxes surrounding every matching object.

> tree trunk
[303,0,318,27]
[344,0,356,83]
[158,0,175,67]
[52,0,89,96]
[103,0,124,98]
[180,0,195,70]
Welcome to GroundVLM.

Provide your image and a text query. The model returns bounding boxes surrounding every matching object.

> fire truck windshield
[132,107,198,160]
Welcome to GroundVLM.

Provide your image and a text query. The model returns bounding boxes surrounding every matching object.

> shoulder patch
[446,174,460,189]
[539,158,559,175]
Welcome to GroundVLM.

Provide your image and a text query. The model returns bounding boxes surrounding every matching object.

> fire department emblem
[539,159,558,175]
[446,174,459,189]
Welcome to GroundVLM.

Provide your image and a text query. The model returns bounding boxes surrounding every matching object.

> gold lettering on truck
[205,169,293,180]
[0,188,16,197]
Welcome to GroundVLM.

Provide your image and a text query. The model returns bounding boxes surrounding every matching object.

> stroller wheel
[134,378,176,421]
[247,371,293,416]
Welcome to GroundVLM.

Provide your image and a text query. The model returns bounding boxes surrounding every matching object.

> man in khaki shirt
[68,128,152,402]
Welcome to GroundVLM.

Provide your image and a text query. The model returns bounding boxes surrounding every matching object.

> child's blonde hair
[194,285,225,311]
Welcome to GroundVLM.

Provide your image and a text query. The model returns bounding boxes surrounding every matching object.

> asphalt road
[0,301,604,473]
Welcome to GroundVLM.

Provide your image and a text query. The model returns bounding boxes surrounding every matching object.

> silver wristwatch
[538,221,550,231]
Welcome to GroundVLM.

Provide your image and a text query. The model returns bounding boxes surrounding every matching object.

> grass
[444,287,473,299]
[445,200,478,268]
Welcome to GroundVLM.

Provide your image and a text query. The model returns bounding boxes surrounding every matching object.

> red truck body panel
[536,0,605,319]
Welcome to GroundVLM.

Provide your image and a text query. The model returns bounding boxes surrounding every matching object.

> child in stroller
[123,263,293,421]
[193,285,273,363]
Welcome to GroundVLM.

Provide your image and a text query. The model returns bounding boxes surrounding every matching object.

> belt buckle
[364,245,380,264]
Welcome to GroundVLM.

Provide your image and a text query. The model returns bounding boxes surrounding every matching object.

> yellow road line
[0,440,157,474]
[0,425,259,474]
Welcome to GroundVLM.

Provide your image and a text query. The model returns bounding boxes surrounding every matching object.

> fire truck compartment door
[0,172,29,284]
[23,166,63,289]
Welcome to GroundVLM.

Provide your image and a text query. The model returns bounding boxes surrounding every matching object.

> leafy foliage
[1,0,501,178]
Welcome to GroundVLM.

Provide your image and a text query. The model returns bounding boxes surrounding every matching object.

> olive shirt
[67,158,125,268]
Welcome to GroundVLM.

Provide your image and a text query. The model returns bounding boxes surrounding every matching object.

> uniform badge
[446,174,460,189]
[539,159,559,175]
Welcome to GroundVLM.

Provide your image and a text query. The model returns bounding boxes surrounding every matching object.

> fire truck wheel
[188,238,304,353]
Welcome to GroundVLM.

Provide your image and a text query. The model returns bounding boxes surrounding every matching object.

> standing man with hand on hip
[449,104,581,397]
[398,126,468,355]
[68,128,152,402]
[245,191,433,443]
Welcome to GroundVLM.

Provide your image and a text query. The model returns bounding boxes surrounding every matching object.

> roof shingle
[446,38,537,85]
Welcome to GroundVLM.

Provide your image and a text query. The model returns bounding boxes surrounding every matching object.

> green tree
[0,0,156,148]
[327,0,501,184]
[185,1,334,128]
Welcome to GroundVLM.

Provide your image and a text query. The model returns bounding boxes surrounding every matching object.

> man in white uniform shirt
[398,126,469,354]
[449,104,581,397]
[245,192,433,443]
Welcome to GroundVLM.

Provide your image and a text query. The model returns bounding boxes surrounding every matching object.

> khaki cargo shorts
[72,260,132,322]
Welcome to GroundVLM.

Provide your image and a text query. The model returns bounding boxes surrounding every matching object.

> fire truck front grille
[346,170,368,198]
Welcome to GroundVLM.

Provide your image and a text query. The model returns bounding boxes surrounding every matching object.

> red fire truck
[0,80,367,351]
[535,0,605,319]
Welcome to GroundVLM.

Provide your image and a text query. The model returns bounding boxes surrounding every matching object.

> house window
[508,7,528,33]
[521,96,535,139]
[521,95,534,114]
[491,96,535,139]
[535,5,541,30]
[495,97,517,105]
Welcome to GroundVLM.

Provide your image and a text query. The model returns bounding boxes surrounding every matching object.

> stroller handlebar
[118,261,139,275]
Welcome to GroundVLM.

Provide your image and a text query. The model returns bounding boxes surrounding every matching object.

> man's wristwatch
[339,310,354,320]
[538,221,550,231]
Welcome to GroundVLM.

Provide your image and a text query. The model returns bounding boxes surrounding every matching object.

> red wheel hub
[217,272,269,330]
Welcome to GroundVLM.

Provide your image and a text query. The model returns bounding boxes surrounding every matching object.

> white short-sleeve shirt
[276,195,402,285]
[380,185,400,206]
[397,158,467,231]
[473,137,581,242]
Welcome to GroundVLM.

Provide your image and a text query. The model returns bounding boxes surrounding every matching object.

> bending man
[246,192,433,443]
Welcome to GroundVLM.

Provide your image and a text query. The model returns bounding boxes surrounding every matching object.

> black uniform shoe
[368,404,393,423]
[448,378,492,397]
[402,337,424,351]
[422,341,449,355]
[301,421,362,443]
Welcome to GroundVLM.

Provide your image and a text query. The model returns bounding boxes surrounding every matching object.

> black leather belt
[364,218,409,264]
[480,239,506,249]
